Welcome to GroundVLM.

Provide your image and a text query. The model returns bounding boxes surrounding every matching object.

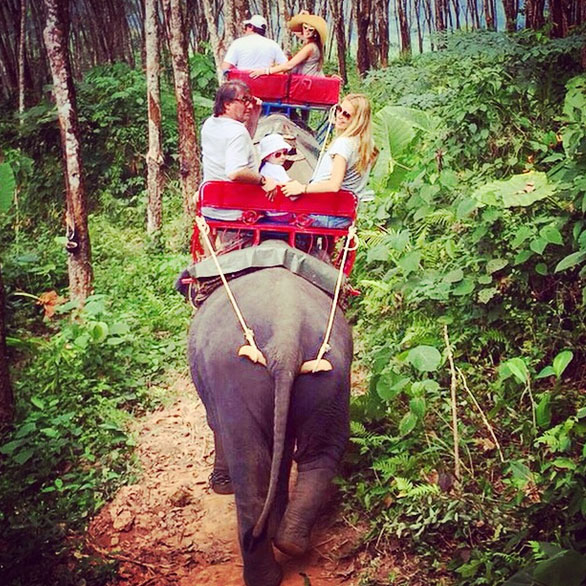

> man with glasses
[220,14,286,74]
[200,80,276,221]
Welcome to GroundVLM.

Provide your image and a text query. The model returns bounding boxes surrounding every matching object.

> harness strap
[194,216,267,366]
[301,224,358,374]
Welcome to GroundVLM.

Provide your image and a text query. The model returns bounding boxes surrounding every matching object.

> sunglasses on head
[233,95,254,106]
[335,104,352,120]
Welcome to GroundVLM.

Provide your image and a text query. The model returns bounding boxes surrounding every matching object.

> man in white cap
[221,14,287,73]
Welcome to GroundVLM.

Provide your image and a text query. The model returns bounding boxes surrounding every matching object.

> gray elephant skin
[187,267,352,586]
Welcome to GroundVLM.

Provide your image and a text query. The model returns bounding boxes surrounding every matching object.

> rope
[194,216,264,358]
[311,224,358,372]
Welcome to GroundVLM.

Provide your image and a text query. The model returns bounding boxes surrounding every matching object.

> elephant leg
[273,466,334,556]
[209,430,234,495]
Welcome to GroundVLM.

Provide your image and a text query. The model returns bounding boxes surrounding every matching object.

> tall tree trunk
[502,0,518,31]
[201,0,224,78]
[224,0,237,53]
[549,0,571,38]
[0,267,13,424]
[484,0,496,29]
[18,0,26,119]
[356,0,371,76]
[43,0,93,302]
[435,0,446,30]
[145,0,163,235]
[396,0,411,57]
[162,0,200,218]
[328,0,347,82]
[277,0,291,55]
[414,0,424,53]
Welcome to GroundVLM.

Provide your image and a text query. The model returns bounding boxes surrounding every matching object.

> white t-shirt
[224,34,287,70]
[311,136,371,198]
[201,116,259,220]
[260,162,291,183]
[201,116,258,181]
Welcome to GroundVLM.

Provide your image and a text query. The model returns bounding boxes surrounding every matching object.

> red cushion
[225,69,288,101]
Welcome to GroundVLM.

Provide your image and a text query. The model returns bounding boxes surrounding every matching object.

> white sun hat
[259,133,292,160]
[243,14,267,29]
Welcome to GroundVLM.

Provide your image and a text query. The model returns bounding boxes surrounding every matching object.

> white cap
[243,14,267,29]
[259,134,292,160]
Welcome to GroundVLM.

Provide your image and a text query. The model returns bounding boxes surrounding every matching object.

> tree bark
[145,0,163,235]
[43,0,93,302]
[356,0,371,76]
[502,0,518,32]
[0,266,13,424]
[328,0,347,82]
[162,0,200,218]
[18,0,26,119]
[201,0,224,79]
[484,0,496,29]
[396,0,411,57]
[549,0,571,38]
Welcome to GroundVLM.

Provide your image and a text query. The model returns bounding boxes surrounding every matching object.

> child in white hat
[259,133,293,184]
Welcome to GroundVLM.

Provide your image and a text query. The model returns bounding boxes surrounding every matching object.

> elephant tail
[252,368,294,540]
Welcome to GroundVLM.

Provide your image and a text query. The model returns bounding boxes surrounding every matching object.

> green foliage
[346,30,586,585]
[0,197,190,585]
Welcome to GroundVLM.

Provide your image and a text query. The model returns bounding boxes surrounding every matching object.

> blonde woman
[249,13,326,78]
[282,94,378,227]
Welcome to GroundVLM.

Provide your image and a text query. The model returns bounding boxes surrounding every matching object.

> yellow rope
[195,217,264,360]
[311,224,358,372]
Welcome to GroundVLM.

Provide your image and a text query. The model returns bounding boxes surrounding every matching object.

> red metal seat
[191,181,358,276]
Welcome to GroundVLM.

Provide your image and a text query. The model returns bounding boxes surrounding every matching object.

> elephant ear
[300,359,333,373]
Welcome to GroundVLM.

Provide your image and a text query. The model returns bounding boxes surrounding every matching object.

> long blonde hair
[337,94,378,174]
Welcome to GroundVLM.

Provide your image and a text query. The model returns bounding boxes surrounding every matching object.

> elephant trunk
[252,368,295,539]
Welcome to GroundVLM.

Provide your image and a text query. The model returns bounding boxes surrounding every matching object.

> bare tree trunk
[277,0,291,55]
[18,0,26,119]
[43,0,93,302]
[396,0,411,57]
[162,0,200,218]
[328,0,347,82]
[549,0,571,37]
[145,0,163,235]
[201,0,224,78]
[502,0,518,31]
[0,267,13,425]
[224,0,237,53]
[414,0,424,53]
[356,0,371,76]
[484,0,496,29]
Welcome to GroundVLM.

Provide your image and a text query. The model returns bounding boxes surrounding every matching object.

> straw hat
[288,14,327,47]
[259,133,293,160]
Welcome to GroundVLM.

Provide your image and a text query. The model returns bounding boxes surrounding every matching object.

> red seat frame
[191,181,358,276]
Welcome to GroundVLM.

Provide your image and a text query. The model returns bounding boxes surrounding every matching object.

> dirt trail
[87,375,364,586]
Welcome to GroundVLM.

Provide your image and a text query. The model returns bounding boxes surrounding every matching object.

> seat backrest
[199,181,357,221]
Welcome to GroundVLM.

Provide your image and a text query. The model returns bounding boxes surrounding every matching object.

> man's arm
[228,168,277,193]
[220,61,235,73]
[244,97,262,137]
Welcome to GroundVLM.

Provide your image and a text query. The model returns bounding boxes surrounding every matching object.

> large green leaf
[555,251,586,273]
[472,171,556,208]
[372,105,436,186]
[407,346,442,372]
[0,162,15,213]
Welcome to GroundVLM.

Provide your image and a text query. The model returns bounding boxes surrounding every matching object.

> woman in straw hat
[250,13,327,78]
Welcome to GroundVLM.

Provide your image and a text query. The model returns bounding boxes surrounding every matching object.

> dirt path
[87,375,365,586]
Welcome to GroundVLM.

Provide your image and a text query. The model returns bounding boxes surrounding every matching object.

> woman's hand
[249,69,266,79]
[282,180,305,197]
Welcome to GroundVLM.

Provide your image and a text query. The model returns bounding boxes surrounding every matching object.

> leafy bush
[347,31,586,585]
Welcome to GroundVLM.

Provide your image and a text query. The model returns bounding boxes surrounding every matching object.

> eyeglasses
[335,104,352,120]
[302,23,316,34]
[233,95,254,106]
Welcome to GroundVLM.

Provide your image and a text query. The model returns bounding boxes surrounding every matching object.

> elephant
[187,266,352,586]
